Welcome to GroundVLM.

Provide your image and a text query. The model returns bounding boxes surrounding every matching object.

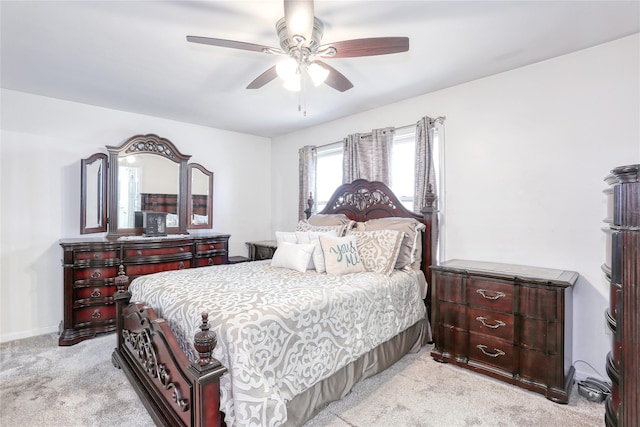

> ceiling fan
[186,0,409,92]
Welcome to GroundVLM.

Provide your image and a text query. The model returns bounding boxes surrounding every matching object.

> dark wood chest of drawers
[59,233,229,346]
[431,259,578,403]
[603,164,639,427]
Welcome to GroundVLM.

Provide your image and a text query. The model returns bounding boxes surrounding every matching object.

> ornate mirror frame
[187,163,214,229]
[106,134,191,238]
[80,153,108,234]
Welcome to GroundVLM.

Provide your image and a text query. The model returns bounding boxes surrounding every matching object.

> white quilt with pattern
[128,260,426,427]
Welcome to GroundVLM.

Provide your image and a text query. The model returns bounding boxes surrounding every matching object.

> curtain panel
[298,146,317,220]
[414,116,437,213]
[342,127,394,185]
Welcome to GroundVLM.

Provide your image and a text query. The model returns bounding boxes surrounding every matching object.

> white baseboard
[0,325,59,344]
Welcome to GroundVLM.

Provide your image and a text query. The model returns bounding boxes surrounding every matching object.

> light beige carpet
[1,333,603,427]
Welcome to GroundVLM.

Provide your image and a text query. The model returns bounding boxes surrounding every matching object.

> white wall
[271,34,640,378]
[0,90,272,341]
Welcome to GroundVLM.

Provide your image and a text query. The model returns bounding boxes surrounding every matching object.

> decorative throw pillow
[347,229,405,275]
[319,235,365,275]
[270,242,315,273]
[295,230,338,273]
[307,213,352,226]
[362,218,426,270]
[296,220,354,237]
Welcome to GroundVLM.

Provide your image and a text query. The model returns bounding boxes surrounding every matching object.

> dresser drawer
[74,305,116,327]
[74,249,119,264]
[468,308,514,341]
[74,285,117,304]
[195,240,227,252]
[469,334,514,372]
[194,255,227,267]
[124,244,192,258]
[468,277,514,312]
[74,266,119,280]
[126,260,189,276]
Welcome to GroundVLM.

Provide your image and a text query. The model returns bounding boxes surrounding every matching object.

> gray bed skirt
[283,317,429,426]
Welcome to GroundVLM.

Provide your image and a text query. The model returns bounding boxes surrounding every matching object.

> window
[315,142,343,212]
[315,128,417,212]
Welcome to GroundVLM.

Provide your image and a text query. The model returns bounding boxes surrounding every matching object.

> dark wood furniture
[603,164,639,427]
[140,193,178,214]
[112,179,438,427]
[59,233,229,346]
[246,240,278,261]
[431,259,578,403]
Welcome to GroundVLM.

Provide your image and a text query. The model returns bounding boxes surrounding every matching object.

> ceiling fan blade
[315,61,353,92]
[284,0,315,43]
[187,35,279,54]
[246,66,278,89]
[318,37,409,58]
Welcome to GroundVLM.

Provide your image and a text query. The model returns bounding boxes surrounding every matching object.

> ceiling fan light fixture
[276,57,298,80]
[283,73,301,91]
[308,62,329,86]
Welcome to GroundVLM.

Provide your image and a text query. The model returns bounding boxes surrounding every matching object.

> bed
[112,179,438,427]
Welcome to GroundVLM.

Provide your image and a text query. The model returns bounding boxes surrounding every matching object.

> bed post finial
[304,192,315,219]
[114,264,129,294]
[424,184,437,209]
[194,312,218,367]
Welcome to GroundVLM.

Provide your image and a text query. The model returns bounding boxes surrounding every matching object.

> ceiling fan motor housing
[276,17,324,53]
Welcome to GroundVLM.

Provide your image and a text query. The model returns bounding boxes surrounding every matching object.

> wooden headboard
[314,179,438,310]
[140,193,178,214]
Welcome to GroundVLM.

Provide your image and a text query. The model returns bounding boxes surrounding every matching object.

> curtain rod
[313,116,446,150]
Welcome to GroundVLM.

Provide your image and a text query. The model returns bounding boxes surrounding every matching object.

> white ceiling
[2,1,639,138]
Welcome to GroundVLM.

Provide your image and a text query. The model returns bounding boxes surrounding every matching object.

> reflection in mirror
[116,153,180,229]
[81,153,108,234]
[187,163,213,229]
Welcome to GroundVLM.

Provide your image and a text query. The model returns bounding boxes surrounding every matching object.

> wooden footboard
[112,278,226,427]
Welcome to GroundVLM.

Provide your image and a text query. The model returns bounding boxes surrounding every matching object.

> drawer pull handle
[137,250,142,256]
[91,309,101,319]
[91,270,101,279]
[90,288,102,298]
[93,253,101,259]
[178,261,185,269]
[210,244,215,249]
[476,344,505,358]
[476,289,506,300]
[179,247,184,252]
[208,258,214,266]
[475,317,506,329]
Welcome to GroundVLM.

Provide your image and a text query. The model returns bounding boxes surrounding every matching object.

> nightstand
[246,240,277,261]
[431,259,578,403]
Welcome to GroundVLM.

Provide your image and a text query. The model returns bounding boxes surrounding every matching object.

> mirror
[116,153,180,229]
[80,153,108,234]
[187,163,214,229]
[106,134,191,238]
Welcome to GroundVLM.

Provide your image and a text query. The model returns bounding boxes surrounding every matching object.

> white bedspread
[128,260,426,427]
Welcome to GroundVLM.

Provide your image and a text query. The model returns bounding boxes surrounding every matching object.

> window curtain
[342,127,394,185]
[298,145,317,220]
[414,116,437,213]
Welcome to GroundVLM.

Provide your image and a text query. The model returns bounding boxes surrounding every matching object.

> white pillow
[296,230,338,273]
[319,235,365,275]
[270,242,315,273]
[275,231,298,246]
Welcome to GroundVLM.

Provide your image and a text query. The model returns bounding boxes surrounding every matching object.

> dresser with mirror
[59,134,229,346]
